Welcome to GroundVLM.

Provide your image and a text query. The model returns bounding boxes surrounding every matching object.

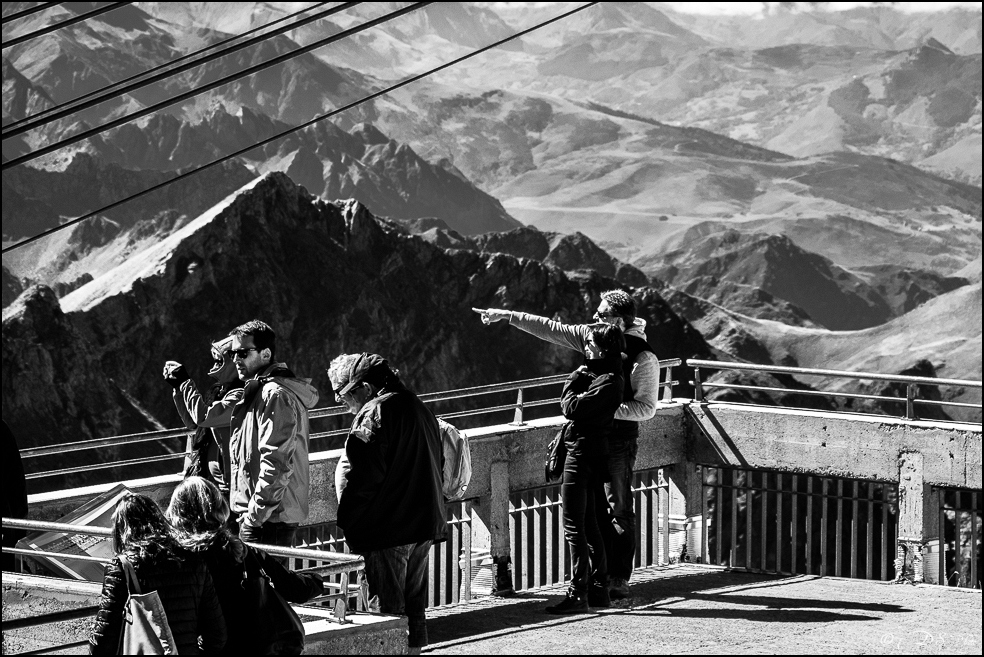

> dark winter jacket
[197,533,323,655]
[560,353,625,460]
[335,381,446,553]
[88,549,226,655]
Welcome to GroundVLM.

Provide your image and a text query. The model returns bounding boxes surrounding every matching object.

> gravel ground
[424,565,982,655]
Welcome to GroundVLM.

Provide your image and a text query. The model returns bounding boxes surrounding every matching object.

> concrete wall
[685,402,981,488]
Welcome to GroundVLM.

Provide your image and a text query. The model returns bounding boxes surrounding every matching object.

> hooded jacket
[334,380,446,553]
[229,362,319,529]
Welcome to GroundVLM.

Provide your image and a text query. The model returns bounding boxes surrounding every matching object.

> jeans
[562,454,608,593]
[603,435,638,580]
[363,541,433,648]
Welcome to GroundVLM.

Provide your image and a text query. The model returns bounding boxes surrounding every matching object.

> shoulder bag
[242,546,306,655]
[117,554,177,655]
[544,423,569,484]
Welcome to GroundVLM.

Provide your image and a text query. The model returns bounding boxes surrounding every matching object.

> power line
[1,2,62,26]
[2,1,429,169]
[2,2,599,255]
[3,1,349,138]
[1,2,131,49]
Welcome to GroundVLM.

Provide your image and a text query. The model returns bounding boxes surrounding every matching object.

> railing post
[662,365,674,402]
[905,383,917,420]
[510,388,526,426]
[693,366,704,402]
[488,461,515,596]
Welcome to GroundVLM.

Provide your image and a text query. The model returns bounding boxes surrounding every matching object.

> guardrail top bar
[23,362,684,459]
[687,359,982,389]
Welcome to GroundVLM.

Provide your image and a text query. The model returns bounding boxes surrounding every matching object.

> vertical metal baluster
[851,480,860,579]
[429,537,439,607]
[730,469,739,569]
[760,470,768,573]
[866,483,875,580]
[745,470,753,571]
[806,477,814,575]
[939,488,947,586]
[820,478,829,576]
[791,474,799,576]
[835,479,844,578]
[640,472,652,566]
[776,472,784,574]
[462,502,473,602]
[882,484,891,581]
[694,367,704,402]
[662,473,671,566]
[971,492,979,591]
[533,488,544,589]
[450,508,461,604]
[701,466,710,566]
[510,495,521,592]
[546,489,556,585]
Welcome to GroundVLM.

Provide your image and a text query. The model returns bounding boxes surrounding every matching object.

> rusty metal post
[662,365,674,401]
[693,366,704,402]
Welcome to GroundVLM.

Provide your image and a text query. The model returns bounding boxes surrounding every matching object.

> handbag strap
[117,554,142,595]
[242,545,271,585]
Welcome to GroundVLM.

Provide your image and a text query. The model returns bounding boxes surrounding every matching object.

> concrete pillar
[896,451,926,583]
[488,460,514,596]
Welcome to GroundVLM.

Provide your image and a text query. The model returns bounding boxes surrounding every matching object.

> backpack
[439,419,472,502]
[117,554,177,655]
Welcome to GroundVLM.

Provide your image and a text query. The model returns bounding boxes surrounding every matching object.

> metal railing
[21,360,682,481]
[1,516,366,631]
[688,359,982,422]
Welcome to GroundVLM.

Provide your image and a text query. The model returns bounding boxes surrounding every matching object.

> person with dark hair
[88,492,226,655]
[475,288,660,599]
[228,320,319,547]
[2,420,28,572]
[166,477,324,656]
[546,324,624,613]
[163,336,244,497]
[327,353,446,652]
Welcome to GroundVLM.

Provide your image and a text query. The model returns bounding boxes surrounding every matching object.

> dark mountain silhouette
[1,174,713,490]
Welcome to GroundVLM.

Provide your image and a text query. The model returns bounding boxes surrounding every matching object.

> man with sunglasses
[474,289,660,600]
[226,320,319,547]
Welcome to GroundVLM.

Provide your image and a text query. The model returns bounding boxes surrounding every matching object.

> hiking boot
[588,581,611,608]
[609,577,630,600]
[545,589,588,614]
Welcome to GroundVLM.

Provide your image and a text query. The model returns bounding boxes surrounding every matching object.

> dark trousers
[238,520,297,567]
[363,541,433,648]
[562,454,608,593]
[602,435,638,580]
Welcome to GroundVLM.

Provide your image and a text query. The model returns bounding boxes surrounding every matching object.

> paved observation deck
[425,565,982,655]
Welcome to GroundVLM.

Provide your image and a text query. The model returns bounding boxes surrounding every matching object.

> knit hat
[329,353,392,397]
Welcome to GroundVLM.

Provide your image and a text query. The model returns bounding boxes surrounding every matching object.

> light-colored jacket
[229,362,319,529]
[508,311,660,422]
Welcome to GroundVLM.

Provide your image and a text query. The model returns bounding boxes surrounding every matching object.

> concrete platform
[424,565,982,655]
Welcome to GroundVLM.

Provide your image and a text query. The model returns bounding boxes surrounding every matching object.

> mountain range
[1,1,980,472]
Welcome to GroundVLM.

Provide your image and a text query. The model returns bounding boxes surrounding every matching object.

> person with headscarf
[164,336,244,499]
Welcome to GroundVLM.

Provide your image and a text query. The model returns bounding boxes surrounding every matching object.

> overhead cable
[2,2,131,49]
[3,1,348,138]
[1,2,62,26]
[2,2,599,255]
[2,1,427,169]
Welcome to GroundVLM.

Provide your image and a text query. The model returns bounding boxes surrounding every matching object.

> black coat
[560,354,625,460]
[337,382,446,553]
[201,536,324,655]
[89,549,226,655]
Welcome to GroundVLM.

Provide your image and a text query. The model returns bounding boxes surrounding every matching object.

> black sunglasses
[230,347,259,359]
